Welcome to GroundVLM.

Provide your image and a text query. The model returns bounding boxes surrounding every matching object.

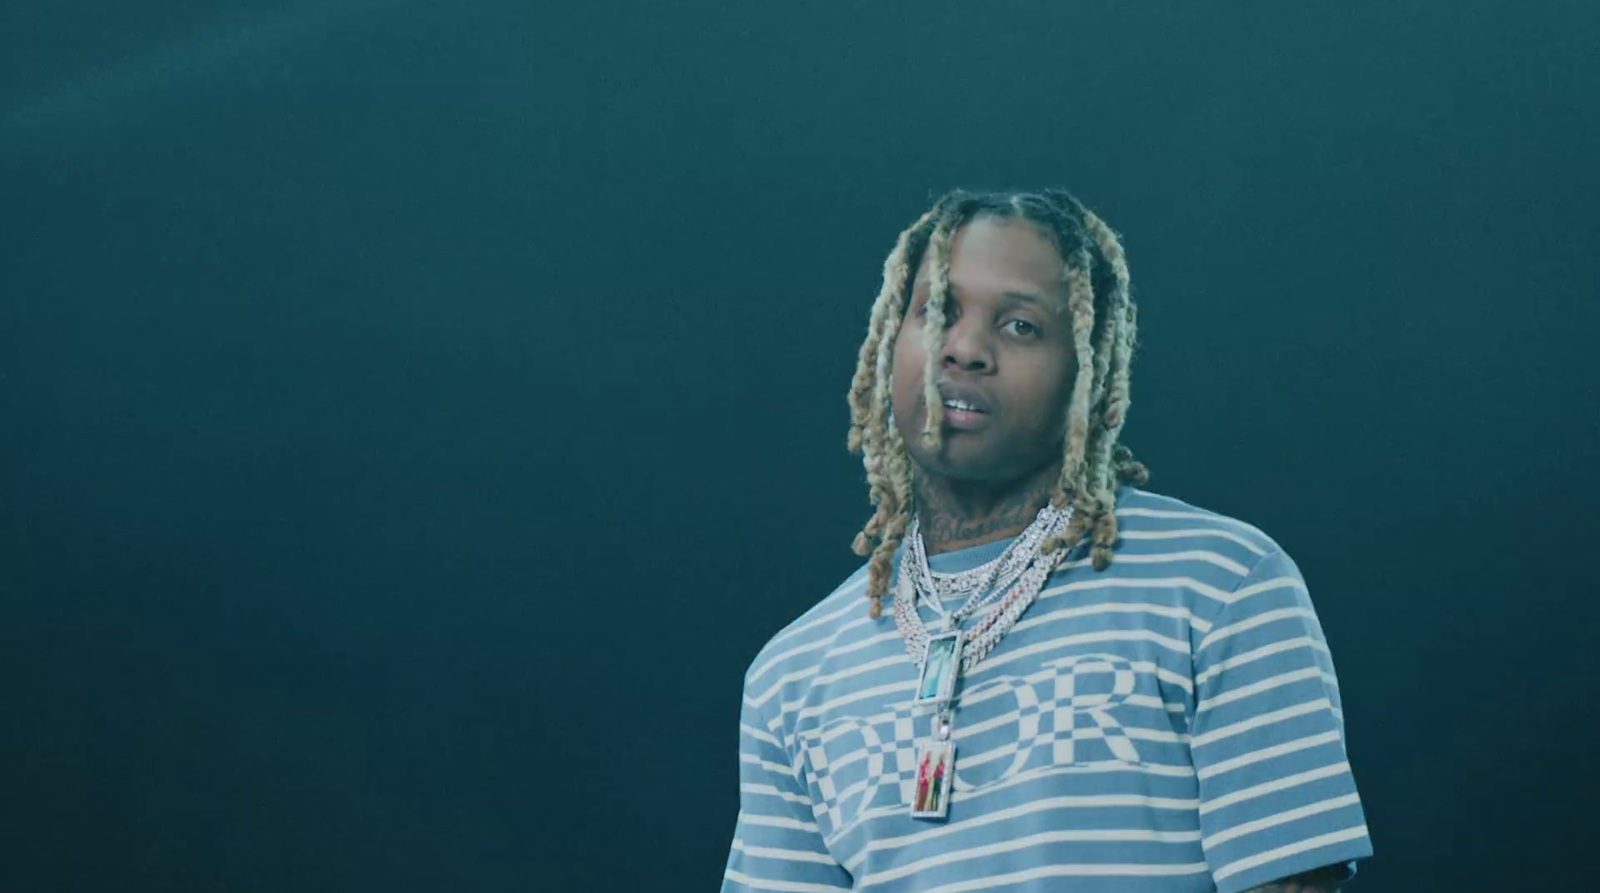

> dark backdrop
[4,2,1597,891]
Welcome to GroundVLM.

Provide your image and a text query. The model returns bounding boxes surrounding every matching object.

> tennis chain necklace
[893,503,1074,820]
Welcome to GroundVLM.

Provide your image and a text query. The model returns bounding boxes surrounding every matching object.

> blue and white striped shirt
[721,486,1372,893]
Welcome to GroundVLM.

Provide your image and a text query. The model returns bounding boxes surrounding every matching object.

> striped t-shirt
[721,486,1372,893]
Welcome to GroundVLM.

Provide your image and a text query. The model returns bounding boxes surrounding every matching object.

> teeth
[943,399,979,412]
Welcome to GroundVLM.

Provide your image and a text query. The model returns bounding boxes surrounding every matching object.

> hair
[845,188,1150,619]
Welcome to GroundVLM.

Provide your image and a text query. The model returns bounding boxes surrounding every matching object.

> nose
[942,314,992,372]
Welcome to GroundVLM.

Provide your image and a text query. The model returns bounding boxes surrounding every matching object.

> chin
[918,443,1009,483]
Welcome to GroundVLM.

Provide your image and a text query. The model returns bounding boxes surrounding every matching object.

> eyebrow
[915,282,1066,312]
[998,290,1067,314]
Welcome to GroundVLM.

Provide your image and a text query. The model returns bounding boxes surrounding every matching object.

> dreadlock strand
[1057,260,1098,498]
[865,435,914,616]
[1078,262,1118,417]
[1073,201,1143,551]
[850,210,943,613]
[918,213,958,450]
[848,314,886,449]
[1099,282,1144,492]
[1098,302,1136,475]
[850,210,938,451]
[1114,442,1150,486]
[861,414,916,613]
[1078,208,1133,504]
[1080,211,1131,416]
[1040,196,1124,557]
[1089,503,1119,571]
[870,218,939,436]
[849,212,938,546]
[864,506,909,619]
[1040,258,1101,557]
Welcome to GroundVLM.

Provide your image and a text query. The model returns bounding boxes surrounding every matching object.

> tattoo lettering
[912,464,1058,554]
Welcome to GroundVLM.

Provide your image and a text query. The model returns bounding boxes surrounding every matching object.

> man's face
[891,215,1078,486]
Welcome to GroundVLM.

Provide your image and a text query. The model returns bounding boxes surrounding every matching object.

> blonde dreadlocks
[846,189,1150,619]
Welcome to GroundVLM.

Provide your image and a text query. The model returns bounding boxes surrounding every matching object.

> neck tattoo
[913,467,1060,554]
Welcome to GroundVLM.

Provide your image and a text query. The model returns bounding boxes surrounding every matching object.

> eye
[1004,318,1039,337]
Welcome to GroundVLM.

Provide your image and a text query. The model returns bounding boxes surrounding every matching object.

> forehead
[912,215,1067,307]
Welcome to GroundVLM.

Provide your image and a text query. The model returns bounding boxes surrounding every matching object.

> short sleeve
[1188,546,1373,893]
[721,686,853,893]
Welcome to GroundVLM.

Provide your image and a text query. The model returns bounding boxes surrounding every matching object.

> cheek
[1015,357,1078,433]
[1053,358,1081,407]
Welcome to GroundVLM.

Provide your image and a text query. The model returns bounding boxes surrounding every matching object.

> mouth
[940,397,984,413]
[935,382,992,430]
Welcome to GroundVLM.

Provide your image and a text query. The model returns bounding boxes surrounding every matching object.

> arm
[721,685,852,893]
[1189,546,1373,893]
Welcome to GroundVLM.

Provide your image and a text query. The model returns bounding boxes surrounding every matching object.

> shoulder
[1112,484,1282,563]
[740,561,878,698]
[1106,485,1302,610]
[1111,488,1342,657]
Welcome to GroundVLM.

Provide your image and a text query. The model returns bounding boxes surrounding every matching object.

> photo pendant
[909,739,956,820]
[913,631,963,706]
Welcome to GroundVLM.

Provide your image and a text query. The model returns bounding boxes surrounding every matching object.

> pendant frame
[909,738,956,820]
[913,631,963,706]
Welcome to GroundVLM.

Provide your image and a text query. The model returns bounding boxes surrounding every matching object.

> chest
[786,602,1202,846]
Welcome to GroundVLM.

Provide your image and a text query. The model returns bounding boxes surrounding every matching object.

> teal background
[4,2,1597,890]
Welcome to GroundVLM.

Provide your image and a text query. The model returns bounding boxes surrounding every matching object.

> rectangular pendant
[913,631,963,706]
[909,739,956,820]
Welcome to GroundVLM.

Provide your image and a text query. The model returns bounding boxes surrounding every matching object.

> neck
[913,460,1061,555]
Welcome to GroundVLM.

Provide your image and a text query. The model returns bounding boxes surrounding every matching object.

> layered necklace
[893,502,1073,820]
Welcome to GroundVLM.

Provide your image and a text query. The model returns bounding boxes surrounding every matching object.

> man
[721,189,1371,892]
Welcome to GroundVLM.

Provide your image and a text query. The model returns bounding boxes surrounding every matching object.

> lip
[934,380,994,430]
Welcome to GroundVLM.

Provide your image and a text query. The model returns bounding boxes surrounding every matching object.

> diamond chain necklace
[905,504,1069,634]
[893,502,1075,821]
[894,502,1073,671]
